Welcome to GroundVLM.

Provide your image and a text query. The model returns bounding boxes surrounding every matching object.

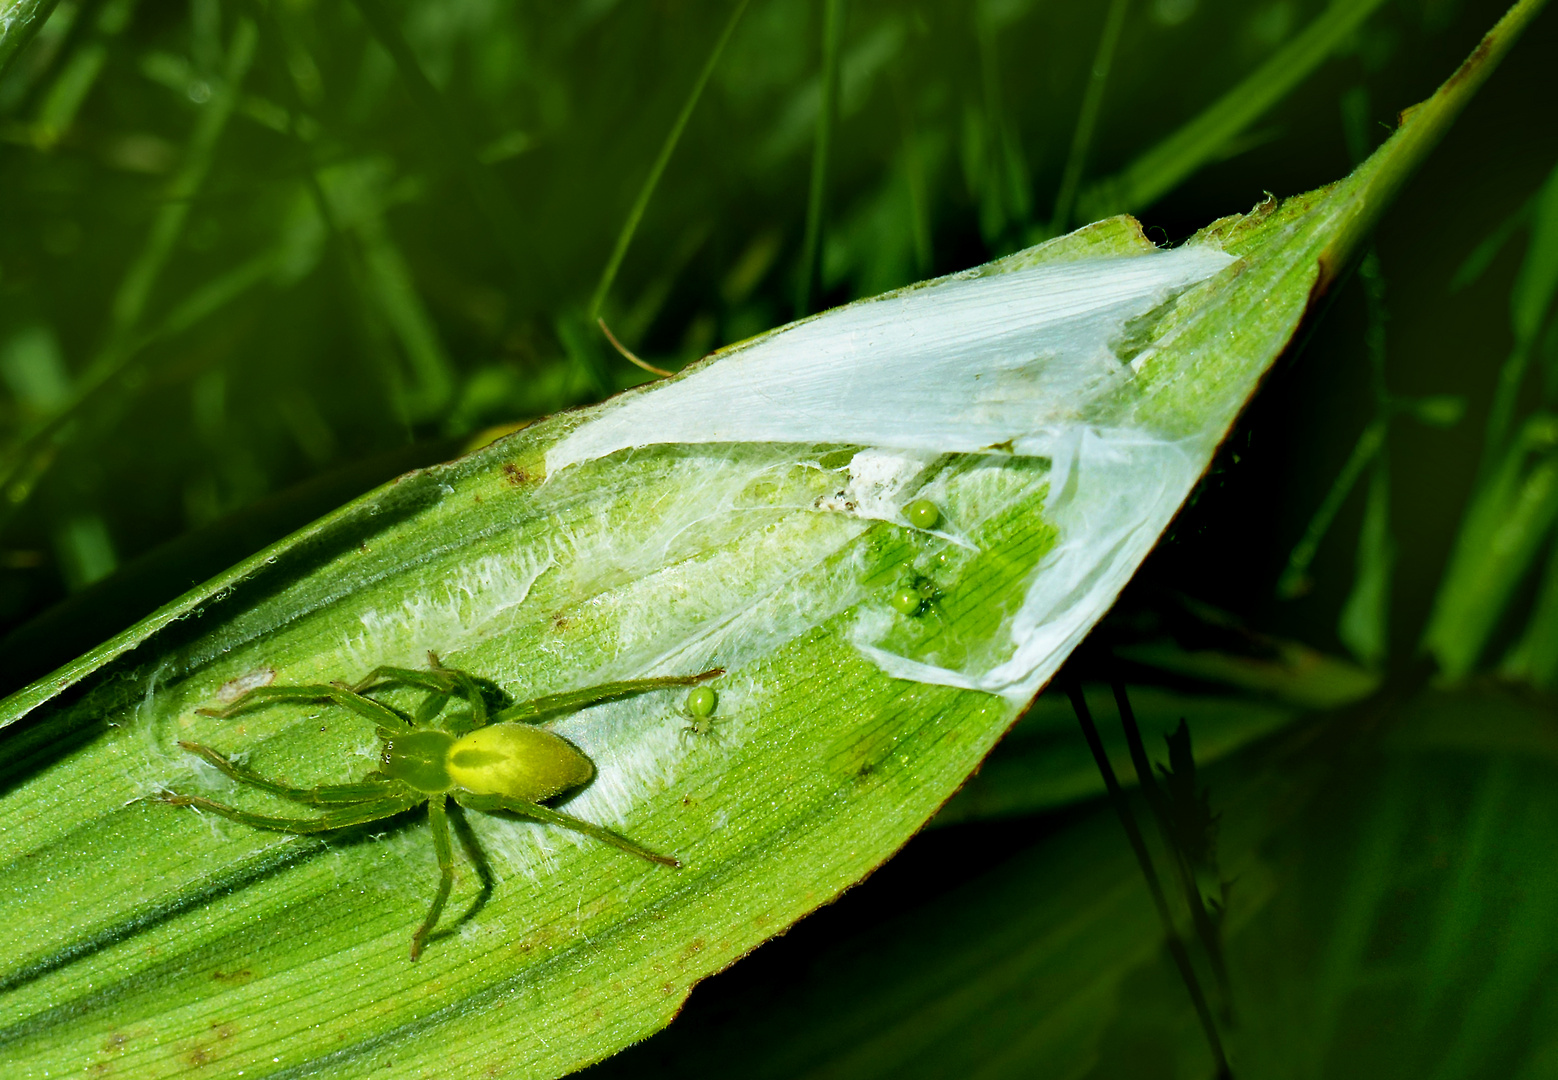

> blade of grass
[1478,157,1558,483]
[1276,417,1387,599]
[794,0,845,318]
[346,0,528,278]
[1337,455,1394,668]
[1424,415,1558,678]
[1077,0,1389,221]
[0,16,257,526]
[1065,680,1232,1079]
[1110,679,1232,1013]
[1048,0,1130,235]
[588,0,749,323]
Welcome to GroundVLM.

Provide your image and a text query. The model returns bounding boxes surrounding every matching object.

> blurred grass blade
[0,6,1543,1077]
[795,0,845,317]
[1048,0,1130,235]
[347,0,529,277]
[0,0,59,76]
[935,681,1304,824]
[1503,532,1558,687]
[0,17,257,525]
[1276,417,1387,599]
[1077,0,1389,221]
[1425,414,1558,679]
[1337,456,1394,668]
[1479,158,1558,477]
[1449,189,1537,292]
[318,162,456,421]
[589,0,749,322]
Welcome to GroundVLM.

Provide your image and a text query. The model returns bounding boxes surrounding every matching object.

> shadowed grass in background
[0,0,1556,1077]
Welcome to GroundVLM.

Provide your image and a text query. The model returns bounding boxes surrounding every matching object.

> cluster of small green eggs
[891,499,944,616]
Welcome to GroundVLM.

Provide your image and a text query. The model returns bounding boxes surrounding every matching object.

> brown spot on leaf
[210,969,252,985]
[1443,32,1494,92]
[188,1046,212,1066]
[501,462,532,486]
[104,1033,130,1052]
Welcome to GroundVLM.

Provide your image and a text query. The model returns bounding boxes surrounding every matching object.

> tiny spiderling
[158,654,722,960]
[680,684,724,741]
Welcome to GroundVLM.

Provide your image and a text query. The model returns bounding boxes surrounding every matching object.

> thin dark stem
[795,0,845,318]
[1050,0,1130,234]
[589,0,749,322]
[1066,681,1232,1079]
[1110,678,1233,1013]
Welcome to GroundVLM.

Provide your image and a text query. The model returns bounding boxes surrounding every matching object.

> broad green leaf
[0,4,1543,1077]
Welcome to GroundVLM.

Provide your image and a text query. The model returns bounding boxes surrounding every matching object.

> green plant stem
[1110,678,1232,1015]
[1049,0,1129,234]
[794,0,845,318]
[1065,681,1232,1079]
[589,0,749,322]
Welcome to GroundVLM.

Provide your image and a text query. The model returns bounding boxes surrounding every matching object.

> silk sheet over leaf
[0,4,1538,1074]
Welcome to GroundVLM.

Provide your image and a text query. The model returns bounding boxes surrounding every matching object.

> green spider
[159,654,721,960]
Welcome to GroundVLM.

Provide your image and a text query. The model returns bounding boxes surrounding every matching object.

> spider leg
[158,791,424,833]
[455,793,679,868]
[198,684,411,729]
[348,666,457,696]
[410,795,456,962]
[493,669,724,724]
[177,741,405,805]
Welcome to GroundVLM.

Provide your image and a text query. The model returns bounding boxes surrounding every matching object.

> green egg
[890,586,924,615]
[905,499,940,530]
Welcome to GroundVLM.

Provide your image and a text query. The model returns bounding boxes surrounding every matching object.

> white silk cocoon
[550,244,1237,704]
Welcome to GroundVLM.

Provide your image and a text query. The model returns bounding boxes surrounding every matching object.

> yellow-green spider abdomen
[381,723,594,802]
[446,723,595,801]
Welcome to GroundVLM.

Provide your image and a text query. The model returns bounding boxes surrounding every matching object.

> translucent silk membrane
[551,244,1236,703]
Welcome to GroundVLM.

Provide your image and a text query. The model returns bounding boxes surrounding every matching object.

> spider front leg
[495,668,724,723]
[177,741,403,805]
[158,791,425,834]
[455,793,679,868]
[410,795,456,962]
[198,684,410,729]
